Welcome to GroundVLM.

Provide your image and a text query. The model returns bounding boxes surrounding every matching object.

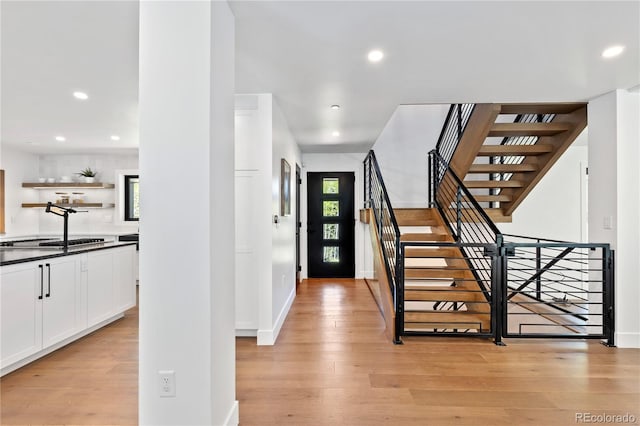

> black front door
[307,172,355,278]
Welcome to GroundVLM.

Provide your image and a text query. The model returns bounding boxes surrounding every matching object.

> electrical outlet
[158,370,176,397]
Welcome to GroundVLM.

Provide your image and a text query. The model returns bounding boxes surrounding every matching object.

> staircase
[448,103,587,221]
[395,209,491,333]
[363,102,614,346]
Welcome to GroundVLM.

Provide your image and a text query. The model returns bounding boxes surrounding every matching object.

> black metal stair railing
[364,150,403,342]
[429,150,502,301]
[501,234,615,343]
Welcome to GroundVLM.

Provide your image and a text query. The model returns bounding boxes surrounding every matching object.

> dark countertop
[0,242,137,267]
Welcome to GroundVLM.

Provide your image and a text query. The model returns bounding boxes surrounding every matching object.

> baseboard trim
[222,400,239,426]
[615,331,640,348]
[235,329,257,337]
[257,287,296,346]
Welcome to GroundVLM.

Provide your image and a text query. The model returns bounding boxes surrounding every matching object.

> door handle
[45,263,51,298]
[38,265,44,300]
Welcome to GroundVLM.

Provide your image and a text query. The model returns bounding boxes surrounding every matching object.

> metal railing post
[427,152,433,207]
[456,186,463,241]
[456,104,463,141]
[604,248,615,346]
[394,243,405,344]
[378,191,384,242]
[536,243,542,300]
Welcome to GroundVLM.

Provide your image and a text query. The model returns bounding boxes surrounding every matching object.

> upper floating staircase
[447,103,587,221]
[363,103,614,346]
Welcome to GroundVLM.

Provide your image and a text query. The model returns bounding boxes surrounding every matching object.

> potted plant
[77,167,97,183]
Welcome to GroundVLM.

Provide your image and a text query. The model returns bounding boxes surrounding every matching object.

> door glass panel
[323,224,339,240]
[323,246,340,263]
[323,200,339,217]
[322,178,339,194]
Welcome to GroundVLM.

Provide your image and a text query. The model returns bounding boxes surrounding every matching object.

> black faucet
[45,202,77,250]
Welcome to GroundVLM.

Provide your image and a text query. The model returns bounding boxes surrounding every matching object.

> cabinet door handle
[45,263,51,298]
[38,265,44,300]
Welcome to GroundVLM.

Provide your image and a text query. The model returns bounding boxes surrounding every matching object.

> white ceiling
[1,1,638,155]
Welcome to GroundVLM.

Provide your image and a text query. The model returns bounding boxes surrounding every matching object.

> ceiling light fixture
[602,45,625,59]
[330,105,340,110]
[332,131,340,137]
[73,91,89,100]
[110,135,121,141]
[55,136,66,142]
[368,49,384,63]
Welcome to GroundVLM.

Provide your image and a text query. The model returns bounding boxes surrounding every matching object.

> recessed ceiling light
[602,45,625,59]
[110,135,121,141]
[368,49,384,63]
[73,91,89,100]
[330,105,340,110]
[332,131,340,137]
[55,136,66,142]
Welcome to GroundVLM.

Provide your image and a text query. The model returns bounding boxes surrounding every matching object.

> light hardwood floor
[1,279,639,425]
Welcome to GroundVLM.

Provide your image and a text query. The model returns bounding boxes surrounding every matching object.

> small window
[323,224,339,240]
[323,200,339,217]
[124,175,140,221]
[323,178,339,194]
[323,246,340,263]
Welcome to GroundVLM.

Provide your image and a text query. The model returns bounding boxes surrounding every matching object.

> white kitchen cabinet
[0,263,42,367]
[0,255,84,369]
[87,245,136,327]
[41,256,85,348]
[87,250,115,327]
[113,245,136,313]
[1,244,136,376]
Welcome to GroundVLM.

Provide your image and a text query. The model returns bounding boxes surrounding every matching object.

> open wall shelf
[22,182,115,189]
[21,203,116,209]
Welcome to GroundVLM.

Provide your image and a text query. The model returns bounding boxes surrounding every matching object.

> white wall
[371,104,450,207]
[234,93,301,345]
[139,2,237,425]
[499,144,588,242]
[301,153,372,279]
[271,99,301,335]
[0,145,40,237]
[588,89,640,348]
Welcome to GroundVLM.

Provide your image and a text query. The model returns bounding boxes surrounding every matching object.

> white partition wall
[139,2,238,424]
[588,89,640,348]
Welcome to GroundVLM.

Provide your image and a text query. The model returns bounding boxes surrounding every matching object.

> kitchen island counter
[0,241,137,266]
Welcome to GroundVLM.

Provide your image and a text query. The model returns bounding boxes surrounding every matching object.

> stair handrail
[434,103,476,175]
[364,150,402,341]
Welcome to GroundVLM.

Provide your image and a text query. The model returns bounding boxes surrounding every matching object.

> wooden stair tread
[404,268,470,279]
[404,247,459,258]
[404,258,448,268]
[463,180,524,188]
[400,233,452,242]
[397,218,440,226]
[476,144,554,156]
[488,122,572,137]
[404,312,490,330]
[405,290,484,302]
[463,194,512,202]
[499,103,586,115]
[467,163,538,173]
